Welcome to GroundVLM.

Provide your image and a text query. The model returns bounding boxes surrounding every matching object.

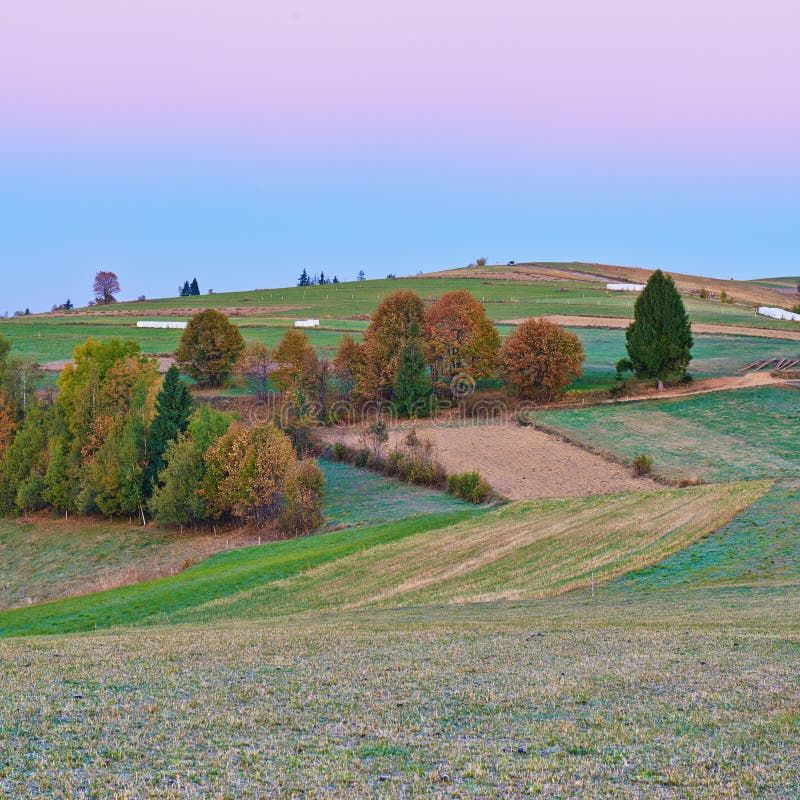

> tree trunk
[657,378,664,392]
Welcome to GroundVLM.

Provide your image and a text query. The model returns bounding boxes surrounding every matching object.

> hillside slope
[0,481,767,638]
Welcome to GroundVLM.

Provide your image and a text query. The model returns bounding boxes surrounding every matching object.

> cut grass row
[0,481,766,638]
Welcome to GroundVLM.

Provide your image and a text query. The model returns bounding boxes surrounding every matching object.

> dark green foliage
[175,309,245,387]
[144,366,194,492]
[624,270,693,388]
[180,280,191,297]
[298,269,310,287]
[190,278,200,296]
[447,471,492,503]
[392,322,432,417]
[150,406,233,526]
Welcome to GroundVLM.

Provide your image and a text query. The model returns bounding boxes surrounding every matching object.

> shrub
[332,442,347,462]
[632,453,654,476]
[447,471,492,503]
[354,449,370,468]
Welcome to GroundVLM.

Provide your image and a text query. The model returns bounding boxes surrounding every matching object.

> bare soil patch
[322,424,658,500]
[500,314,800,341]
[46,305,305,318]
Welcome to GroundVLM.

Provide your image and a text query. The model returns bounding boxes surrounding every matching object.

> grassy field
[2,270,799,365]
[2,585,799,798]
[0,461,467,612]
[615,480,800,591]
[0,481,764,638]
[537,385,800,482]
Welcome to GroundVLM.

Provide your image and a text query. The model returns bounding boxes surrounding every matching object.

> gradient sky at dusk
[1,0,798,312]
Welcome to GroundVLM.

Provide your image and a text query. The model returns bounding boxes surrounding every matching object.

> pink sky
[2,0,798,163]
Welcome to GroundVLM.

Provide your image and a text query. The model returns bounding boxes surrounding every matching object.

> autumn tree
[238,343,277,399]
[279,459,324,534]
[202,423,317,528]
[93,271,120,304]
[356,290,425,399]
[0,391,17,456]
[332,334,364,395]
[622,270,693,391]
[175,309,245,387]
[423,290,500,393]
[271,329,319,396]
[499,318,585,401]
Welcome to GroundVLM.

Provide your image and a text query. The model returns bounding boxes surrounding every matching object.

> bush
[354,449,370,468]
[332,442,347,462]
[447,471,492,503]
[632,453,654,476]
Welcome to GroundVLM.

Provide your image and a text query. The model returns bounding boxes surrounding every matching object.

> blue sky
[1,0,798,312]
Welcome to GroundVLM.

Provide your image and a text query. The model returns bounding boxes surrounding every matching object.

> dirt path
[321,425,659,501]
[500,314,800,341]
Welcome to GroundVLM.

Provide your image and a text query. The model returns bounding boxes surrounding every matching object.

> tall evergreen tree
[319,271,327,285]
[190,277,200,295]
[623,269,693,391]
[145,365,195,491]
[332,276,339,284]
[392,322,432,418]
[298,269,310,287]
[180,280,190,296]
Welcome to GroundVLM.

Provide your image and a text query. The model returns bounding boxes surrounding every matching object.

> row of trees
[179,278,201,296]
[175,290,587,414]
[297,269,340,286]
[0,338,323,531]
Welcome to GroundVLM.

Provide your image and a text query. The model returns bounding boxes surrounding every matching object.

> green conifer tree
[144,365,194,492]
[624,269,693,390]
[392,322,432,418]
[190,277,200,295]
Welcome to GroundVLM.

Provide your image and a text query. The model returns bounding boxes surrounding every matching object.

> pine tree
[64,299,73,310]
[298,269,310,287]
[319,271,327,285]
[332,276,339,284]
[145,365,194,491]
[624,270,693,391]
[190,277,200,295]
[180,280,190,296]
[392,322,432,418]
[357,270,366,281]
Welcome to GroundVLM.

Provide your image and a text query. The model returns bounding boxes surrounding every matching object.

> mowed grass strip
[178,481,768,624]
[0,509,480,638]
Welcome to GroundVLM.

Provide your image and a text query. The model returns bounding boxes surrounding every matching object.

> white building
[294,319,320,328]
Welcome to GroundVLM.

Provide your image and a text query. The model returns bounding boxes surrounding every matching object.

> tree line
[0,338,323,531]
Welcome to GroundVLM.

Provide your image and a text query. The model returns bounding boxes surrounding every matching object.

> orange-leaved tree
[175,309,245,387]
[356,290,425,399]
[423,290,500,392]
[499,317,585,401]
[332,333,364,396]
[271,329,320,396]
